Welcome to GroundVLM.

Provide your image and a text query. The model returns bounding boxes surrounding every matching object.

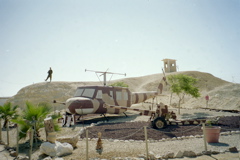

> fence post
[6,121,9,146]
[29,128,34,160]
[202,123,207,152]
[16,124,19,157]
[0,119,2,142]
[86,129,89,160]
[144,126,149,159]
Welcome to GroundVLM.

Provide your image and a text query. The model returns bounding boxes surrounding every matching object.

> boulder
[55,141,73,157]
[229,147,238,152]
[40,141,73,157]
[56,134,79,148]
[163,152,174,159]
[17,156,29,160]
[10,150,17,157]
[149,151,155,159]
[43,157,53,160]
[202,150,212,155]
[183,150,197,157]
[174,151,183,158]
[40,142,56,157]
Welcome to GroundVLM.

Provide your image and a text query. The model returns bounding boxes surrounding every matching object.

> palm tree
[0,102,19,145]
[0,102,19,128]
[12,101,60,140]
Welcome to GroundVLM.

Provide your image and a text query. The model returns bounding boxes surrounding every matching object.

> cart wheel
[152,117,167,129]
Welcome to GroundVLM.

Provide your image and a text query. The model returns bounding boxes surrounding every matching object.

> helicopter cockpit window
[116,91,122,100]
[74,88,95,98]
[74,88,84,97]
[123,92,128,100]
[110,90,113,100]
[96,90,102,99]
[82,88,95,98]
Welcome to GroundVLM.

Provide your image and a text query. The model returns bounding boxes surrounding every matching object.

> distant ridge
[7,71,240,111]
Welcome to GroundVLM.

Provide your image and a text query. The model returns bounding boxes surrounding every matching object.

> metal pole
[202,123,208,152]
[144,126,149,159]
[86,129,89,160]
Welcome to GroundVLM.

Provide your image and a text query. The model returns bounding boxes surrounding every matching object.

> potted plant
[202,119,221,143]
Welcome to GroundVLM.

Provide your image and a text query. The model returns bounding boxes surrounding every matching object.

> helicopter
[54,69,167,127]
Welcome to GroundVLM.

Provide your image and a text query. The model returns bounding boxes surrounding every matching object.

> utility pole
[85,69,126,86]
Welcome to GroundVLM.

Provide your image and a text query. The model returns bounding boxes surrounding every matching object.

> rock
[196,152,203,156]
[55,141,73,157]
[211,150,220,154]
[155,154,162,159]
[43,157,53,160]
[90,123,96,126]
[229,147,238,152]
[195,135,202,138]
[183,150,197,157]
[138,154,145,159]
[18,156,29,160]
[164,152,174,158]
[202,150,212,155]
[40,141,73,157]
[79,128,85,135]
[10,150,17,157]
[148,151,156,159]
[40,142,57,157]
[174,151,183,158]
[56,133,79,148]
[189,135,194,138]
[172,137,177,140]
[0,141,5,145]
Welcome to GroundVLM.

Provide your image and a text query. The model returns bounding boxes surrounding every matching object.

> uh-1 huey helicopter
[54,69,168,127]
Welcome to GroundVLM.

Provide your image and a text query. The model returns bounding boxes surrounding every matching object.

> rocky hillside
[7,71,240,111]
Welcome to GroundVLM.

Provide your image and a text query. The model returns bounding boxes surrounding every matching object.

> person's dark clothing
[45,68,53,82]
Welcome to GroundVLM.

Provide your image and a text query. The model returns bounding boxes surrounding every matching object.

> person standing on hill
[45,67,53,82]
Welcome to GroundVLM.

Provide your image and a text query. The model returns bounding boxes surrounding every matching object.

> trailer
[104,102,207,129]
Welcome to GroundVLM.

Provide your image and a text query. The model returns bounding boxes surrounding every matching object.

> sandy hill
[8,71,240,111]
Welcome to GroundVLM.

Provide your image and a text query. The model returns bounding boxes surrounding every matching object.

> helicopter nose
[66,97,94,115]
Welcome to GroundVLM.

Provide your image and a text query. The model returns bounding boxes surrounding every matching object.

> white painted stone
[189,135,194,138]
[172,137,177,140]
[108,138,114,142]
[56,134,79,148]
[195,135,202,138]
[40,142,56,157]
[149,151,155,159]
[174,151,183,158]
[43,156,53,160]
[165,152,174,158]
[55,141,73,157]
[183,150,197,157]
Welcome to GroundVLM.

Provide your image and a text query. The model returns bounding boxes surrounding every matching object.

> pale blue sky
[0,0,239,96]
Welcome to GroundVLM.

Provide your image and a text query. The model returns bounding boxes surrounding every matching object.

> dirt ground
[80,116,240,141]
